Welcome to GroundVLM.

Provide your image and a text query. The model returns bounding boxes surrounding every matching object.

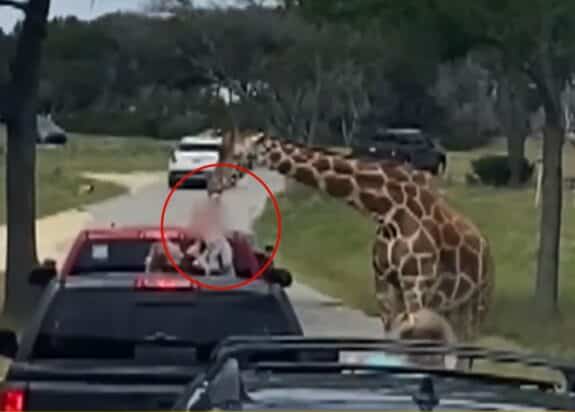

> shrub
[471,155,534,186]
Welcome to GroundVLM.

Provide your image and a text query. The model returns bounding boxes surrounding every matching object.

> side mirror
[28,259,57,286]
[264,245,273,254]
[265,268,293,288]
[0,330,18,359]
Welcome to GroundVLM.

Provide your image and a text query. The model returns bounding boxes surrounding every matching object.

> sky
[0,0,245,32]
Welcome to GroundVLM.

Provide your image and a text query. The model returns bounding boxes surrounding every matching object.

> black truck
[0,272,303,411]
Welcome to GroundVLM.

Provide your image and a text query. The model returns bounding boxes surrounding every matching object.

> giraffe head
[239,130,268,168]
[388,308,458,369]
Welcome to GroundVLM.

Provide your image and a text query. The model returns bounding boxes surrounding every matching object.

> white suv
[168,134,223,189]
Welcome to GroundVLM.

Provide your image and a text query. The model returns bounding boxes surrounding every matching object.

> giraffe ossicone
[237,131,495,343]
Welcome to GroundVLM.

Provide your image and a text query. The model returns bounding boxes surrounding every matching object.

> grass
[255,136,575,372]
[0,129,170,223]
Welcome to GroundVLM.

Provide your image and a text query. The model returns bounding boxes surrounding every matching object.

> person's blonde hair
[145,241,184,273]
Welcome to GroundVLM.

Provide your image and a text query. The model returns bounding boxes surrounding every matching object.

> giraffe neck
[286,140,434,189]
[261,137,426,218]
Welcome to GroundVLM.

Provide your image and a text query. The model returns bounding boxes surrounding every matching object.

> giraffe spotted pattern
[240,132,494,342]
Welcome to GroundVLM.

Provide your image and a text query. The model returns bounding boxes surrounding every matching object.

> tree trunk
[497,73,528,186]
[535,114,563,318]
[2,0,51,324]
[507,131,526,186]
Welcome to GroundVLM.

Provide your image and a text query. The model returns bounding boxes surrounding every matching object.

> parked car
[168,134,222,189]
[352,127,446,175]
[36,114,67,145]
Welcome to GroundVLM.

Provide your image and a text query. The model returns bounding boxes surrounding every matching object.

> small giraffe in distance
[237,131,495,343]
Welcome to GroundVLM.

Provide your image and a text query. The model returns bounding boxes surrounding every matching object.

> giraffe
[241,132,495,342]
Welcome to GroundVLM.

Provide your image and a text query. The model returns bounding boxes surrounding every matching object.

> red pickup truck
[28,225,290,287]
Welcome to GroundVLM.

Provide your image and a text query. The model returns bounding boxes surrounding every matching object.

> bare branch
[0,0,27,12]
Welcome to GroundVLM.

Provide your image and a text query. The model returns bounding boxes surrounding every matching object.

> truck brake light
[134,276,196,290]
[139,230,185,240]
[0,389,25,412]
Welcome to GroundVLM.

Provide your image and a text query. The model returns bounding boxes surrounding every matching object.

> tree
[493,65,533,185]
[0,0,51,323]
[418,0,575,319]
[430,55,499,151]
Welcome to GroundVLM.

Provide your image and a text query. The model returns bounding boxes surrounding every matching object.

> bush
[471,155,534,186]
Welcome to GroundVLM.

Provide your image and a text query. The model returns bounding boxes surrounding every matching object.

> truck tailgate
[24,381,184,411]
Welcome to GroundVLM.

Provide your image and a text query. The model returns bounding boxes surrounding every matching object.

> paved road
[85,169,383,338]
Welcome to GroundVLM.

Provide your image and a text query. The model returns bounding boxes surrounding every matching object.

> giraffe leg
[397,255,439,320]
[374,269,405,334]
[372,238,406,334]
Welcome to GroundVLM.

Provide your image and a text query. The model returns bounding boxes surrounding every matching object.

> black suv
[353,128,447,175]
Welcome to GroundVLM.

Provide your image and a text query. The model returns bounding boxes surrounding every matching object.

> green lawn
[255,137,575,363]
[0,129,170,223]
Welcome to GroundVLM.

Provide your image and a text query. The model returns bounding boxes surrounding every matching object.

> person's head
[146,241,184,273]
[188,198,225,239]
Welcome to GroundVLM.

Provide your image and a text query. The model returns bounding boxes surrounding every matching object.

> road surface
[84,169,383,338]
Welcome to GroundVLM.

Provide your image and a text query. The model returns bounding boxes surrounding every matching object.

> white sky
[0,0,247,33]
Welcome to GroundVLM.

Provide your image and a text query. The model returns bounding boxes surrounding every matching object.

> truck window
[30,289,296,362]
[69,240,162,274]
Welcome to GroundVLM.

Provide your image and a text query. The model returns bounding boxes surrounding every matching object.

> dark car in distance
[352,127,447,175]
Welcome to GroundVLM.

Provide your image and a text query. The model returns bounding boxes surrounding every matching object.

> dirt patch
[82,172,164,194]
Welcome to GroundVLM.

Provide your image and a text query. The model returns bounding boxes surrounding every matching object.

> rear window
[30,289,295,361]
[177,144,220,152]
[372,132,431,147]
[69,239,171,274]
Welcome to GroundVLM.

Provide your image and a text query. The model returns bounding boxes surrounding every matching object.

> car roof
[59,272,276,294]
[179,135,223,145]
[79,225,253,241]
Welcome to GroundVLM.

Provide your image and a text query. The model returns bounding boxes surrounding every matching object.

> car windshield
[178,144,220,152]
[372,132,426,144]
[30,289,296,362]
